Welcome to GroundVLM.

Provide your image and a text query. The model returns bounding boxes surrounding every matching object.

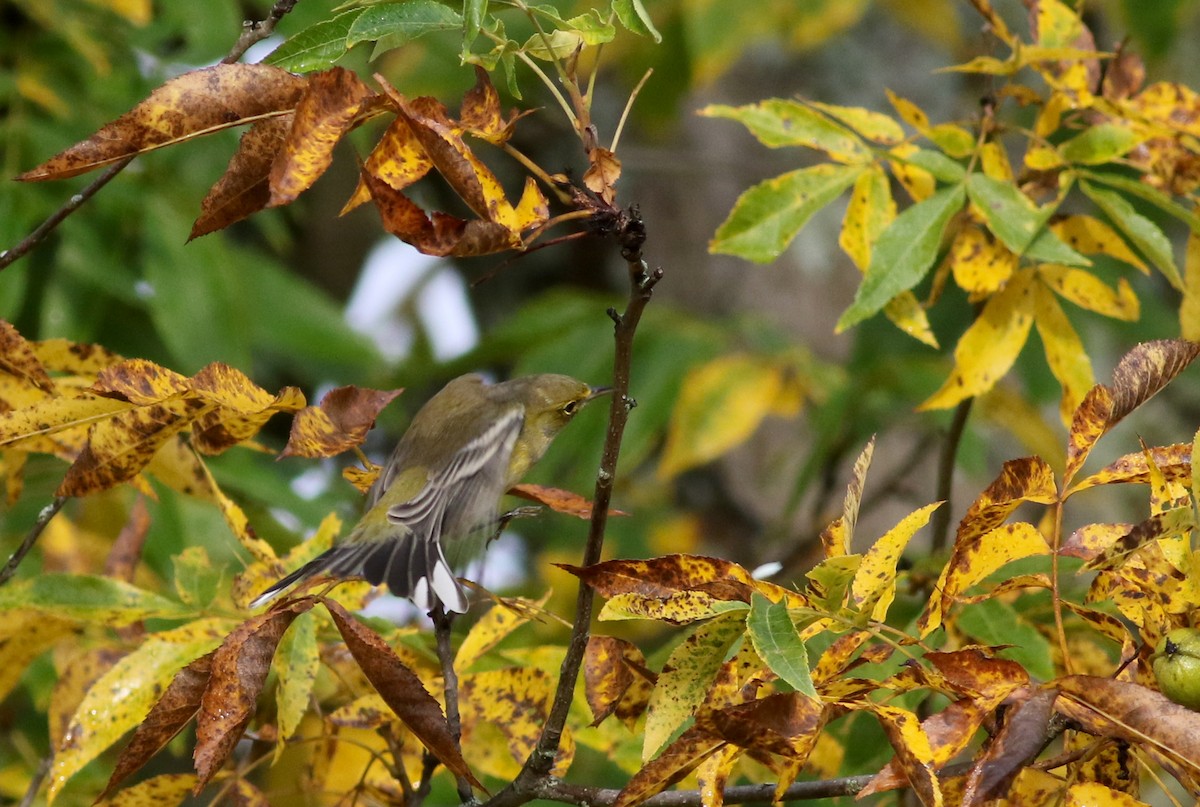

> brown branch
[0,0,300,275]
[528,770,877,805]
[929,397,973,553]
[0,496,66,586]
[485,209,656,807]
[430,605,475,804]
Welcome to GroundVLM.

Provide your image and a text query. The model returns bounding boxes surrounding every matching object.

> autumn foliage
[3,1,1200,806]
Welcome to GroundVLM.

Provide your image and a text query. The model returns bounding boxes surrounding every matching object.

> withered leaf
[584,146,622,205]
[962,687,1057,805]
[100,652,214,801]
[1055,675,1200,778]
[193,599,316,791]
[508,483,628,519]
[191,114,293,240]
[560,554,808,607]
[925,649,1031,705]
[1107,339,1200,426]
[0,320,55,394]
[696,692,825,760]
[280,385,403,459]
[323,597,481,789]
[614,725,725,807]
[584,635,653,727]
[862,698,991,796]
[18,64,307,181]
[459,65,526,145]
[268,67,376,207]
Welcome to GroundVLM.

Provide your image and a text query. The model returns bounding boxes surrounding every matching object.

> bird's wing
[372,404,524,611]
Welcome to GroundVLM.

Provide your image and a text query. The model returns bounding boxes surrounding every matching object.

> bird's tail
[250,533,469,613]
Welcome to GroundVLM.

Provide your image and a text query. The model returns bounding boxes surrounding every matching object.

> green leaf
[346,1,463,48]
[265,9,365,72]
[956,596,1055,681]
[1081,180,1183,288]
[642,613,745,759]
[701,100,867,159]
[173,547,225,608]
[899,148,966,183]
[613,0,662,42]
[563,9,617,44]
[1059,124,1138,165]
[711,163,864,263]
[837,183,965,331]
[0,575,192,626]
[746,594,817,697]
[1081,170,1200,234]
[275,610,320,746]
[463,0,487,46]
[966,174,1089,266]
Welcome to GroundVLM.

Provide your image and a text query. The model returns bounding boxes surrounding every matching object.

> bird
[253,373,609,613]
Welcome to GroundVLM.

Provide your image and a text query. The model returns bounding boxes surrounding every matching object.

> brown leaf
[193,599,316,790]
[561,554,809,608]
[584,147,622,205]
[268,67,375,207]
[962,687,1057,805]
[1056,674,1200,778]
[280,385,403,459]
[1065,383,1114,485]
[925,649,1031,705]
[696,692,825,759]
[614,725,725,807]
[584,636,654,727]
[1108,339,1200,426]
[862,698,991,796]
[323,597,482,789]
[508,483,628,519]
[341,112,432,214]
[18,64,307,181]
[867,704,941,807]
[100,652,214,801]
[459,66,525,145]
[191,114,293,239]
[1102,42,1145,100]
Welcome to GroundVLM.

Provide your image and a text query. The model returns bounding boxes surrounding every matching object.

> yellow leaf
[884,292,939,347]
[658,355,804,480]
[949,224,1016,296]
[643,614,745,760]
[1035,92,1071,139]
[1024,144,1064,170]
[1034,282,1095,426]
[1064,781,1147,807]
[851,502,941,621]
[1049,215,1149,274]
[1183,232,1200,341]
[979,142,1012,181]
[840,164,896,272]
[920,270,1036,410]
[0,613,74,703]
[598,591,747,624]
[89,0,152,26]
[455,594,549,672]
[274,610,320,754]
[887,143,936,202]
[48,631,224,803]
[94,773,198,806]
[806,100,905,145]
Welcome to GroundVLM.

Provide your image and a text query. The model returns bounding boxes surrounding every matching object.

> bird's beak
[588,385,614,401]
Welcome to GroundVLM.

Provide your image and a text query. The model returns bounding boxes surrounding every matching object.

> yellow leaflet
[274,609,320,756]
[658,355,803,480]
[1024,145,1063,170]
[851,502,941,622]
[94,773,198,806]
[920,270,1036,410]
[48,632,225,803]
[884,292,938,347]
[1049,215,1149,274]
[696,743,743,807]
[923,522,1050,636]
[806,99,905,144]
[1035,93,1071,139]
[455,593,550,672]
[0,395,129,452]
[866,704,941,806]
[1039,264,1140,321]
[598,591,746,624]
[887,143,935,202]
[0,614,74,704]
[1034,0,1084,48]
[949,224,1016,296]
[1064,782,1146,807]
[459,667,555,770]
[979,142,1012,181]
[1033,282,1095,426]
[642,613,745,761]
[840,164,895,272]
[1183,232,1200,341]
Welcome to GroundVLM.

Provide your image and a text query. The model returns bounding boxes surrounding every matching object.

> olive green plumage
[254,373,607,613]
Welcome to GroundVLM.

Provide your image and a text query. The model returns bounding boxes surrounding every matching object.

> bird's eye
[562,400,580,416]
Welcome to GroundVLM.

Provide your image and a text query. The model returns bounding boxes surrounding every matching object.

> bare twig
[929,397,973,553]
[0,0,300,275]
[0,496,66,586]
[429,605,476,804]
[17,755,52,807]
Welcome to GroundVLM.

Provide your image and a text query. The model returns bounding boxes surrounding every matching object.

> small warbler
[254,373,609,613]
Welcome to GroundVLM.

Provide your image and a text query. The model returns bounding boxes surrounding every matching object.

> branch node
[623,395,638,412]
[606,306,622,325]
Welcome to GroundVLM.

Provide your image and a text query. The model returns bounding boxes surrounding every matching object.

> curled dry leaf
[191,115,293,240]
[193,599,317,791]
[961,687,1057,806]
[508,482,628,519]
[280,385,403,459]
[17,64,307,181]
[323,597,482,789]
[584,635,654,727]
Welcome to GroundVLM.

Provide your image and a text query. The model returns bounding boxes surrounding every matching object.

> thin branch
[485,210,655,807]
[0,496,66,586]
[929,397,973,553]
[430,605,475,804]
[0,0,301,275]
[610,69,652,154]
